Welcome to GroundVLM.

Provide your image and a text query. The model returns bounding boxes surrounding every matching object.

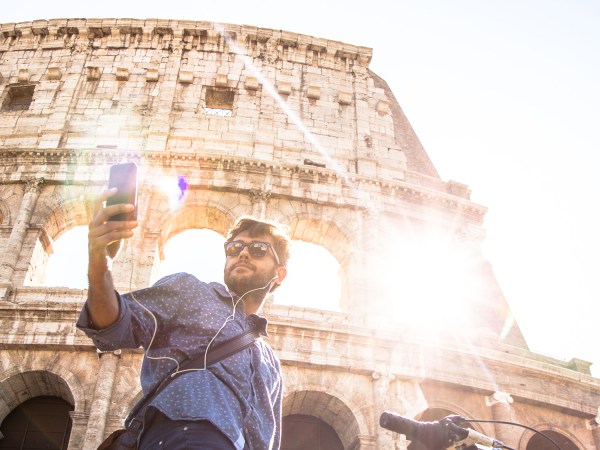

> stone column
[591,407,600,449]
[349,434,378,450]
[68,411,90,450]
[142,28,185,152]
[249,190,271,220]
[82,351,121,450]
[0,177,44,300]
[133,231,161,288]
[357,208,384,321]
[372,371,396,450]
[486,391,514,447]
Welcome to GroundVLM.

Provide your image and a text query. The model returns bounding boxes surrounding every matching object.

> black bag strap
[126,326,261,428]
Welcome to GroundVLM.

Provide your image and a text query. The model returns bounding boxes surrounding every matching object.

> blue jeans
[139,411,236,450]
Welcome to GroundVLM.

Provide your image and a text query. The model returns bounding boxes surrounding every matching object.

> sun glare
[156,174,189,211]
[379,231,479,335]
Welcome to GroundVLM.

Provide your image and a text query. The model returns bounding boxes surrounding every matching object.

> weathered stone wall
[1,18,599,450]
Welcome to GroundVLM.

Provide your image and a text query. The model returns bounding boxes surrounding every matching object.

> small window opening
[204,87,234,116]
[2,85,35,111]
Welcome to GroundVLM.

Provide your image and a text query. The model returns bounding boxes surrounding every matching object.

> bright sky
[7,1,600,377]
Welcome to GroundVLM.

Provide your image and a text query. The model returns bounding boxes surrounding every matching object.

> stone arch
[36,194,93,243]
[414,400,471,420]
[0,365,86,424]
[285,215,355,268]
[156,202,234,259]
[282,389,363,450]
[519,422,585,450]
[281,214,357,310]
[23,194,91,287]
[413,402,489,436]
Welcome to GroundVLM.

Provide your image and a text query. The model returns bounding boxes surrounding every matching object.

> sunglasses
[224,240,280,265]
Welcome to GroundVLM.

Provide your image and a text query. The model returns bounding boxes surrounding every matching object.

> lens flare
[215,24,347,180]
[158,175,189,211]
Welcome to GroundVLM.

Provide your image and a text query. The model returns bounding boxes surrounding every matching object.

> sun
[377,229,481,337]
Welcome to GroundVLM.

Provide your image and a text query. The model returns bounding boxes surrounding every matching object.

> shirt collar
[210,282,270,338]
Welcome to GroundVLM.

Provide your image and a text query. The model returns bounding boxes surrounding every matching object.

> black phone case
[107,163,138,221]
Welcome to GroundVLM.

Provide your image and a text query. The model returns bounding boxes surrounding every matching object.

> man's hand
[88,188,138,272]
[86,188,138,329]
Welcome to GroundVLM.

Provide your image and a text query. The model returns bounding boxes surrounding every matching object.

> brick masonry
[0,18,599,450]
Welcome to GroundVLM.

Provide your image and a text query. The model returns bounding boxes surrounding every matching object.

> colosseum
[0,17,599,450]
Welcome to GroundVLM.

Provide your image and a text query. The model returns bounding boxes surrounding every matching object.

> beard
[224,265,273,298]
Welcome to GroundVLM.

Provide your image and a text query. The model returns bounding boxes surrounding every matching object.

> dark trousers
[139,411,236,450]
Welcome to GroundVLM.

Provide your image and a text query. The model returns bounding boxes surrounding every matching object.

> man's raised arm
[86,188,138,329]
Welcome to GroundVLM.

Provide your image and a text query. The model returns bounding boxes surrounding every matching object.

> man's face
[223,230,280,297]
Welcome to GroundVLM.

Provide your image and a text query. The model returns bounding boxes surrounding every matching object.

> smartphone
[106,162,138,221]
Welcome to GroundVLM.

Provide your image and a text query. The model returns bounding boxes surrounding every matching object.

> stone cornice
[2,287,598,417]
[275,326,600,418]
[2,292,598,418]
[0,18,372,68]
[0,148,487,219]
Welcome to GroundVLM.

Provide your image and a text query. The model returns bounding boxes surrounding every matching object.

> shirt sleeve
[76,291,145,351]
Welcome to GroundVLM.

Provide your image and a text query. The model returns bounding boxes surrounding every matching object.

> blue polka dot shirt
[77,272,283,450]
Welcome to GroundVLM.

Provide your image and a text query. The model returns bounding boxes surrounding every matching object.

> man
[77,188,289,450]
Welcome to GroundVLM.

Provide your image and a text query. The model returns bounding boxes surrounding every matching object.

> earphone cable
[129,274,277,377]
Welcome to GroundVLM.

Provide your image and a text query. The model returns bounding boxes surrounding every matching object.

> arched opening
[154,228,225,284]
[154,230,343,311]
[281,414,343,450]
[526,430,580,450]
[44,226,89,288]
[274,240,341,311]
[285,217,351,310]
[0,396,73,450]
[282,390,361,449]
[274,241,341,311]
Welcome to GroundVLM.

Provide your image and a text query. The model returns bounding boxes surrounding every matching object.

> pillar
[143,28,185,152]
[592,407,600,449]
[68,411,90,450]
[356,208,384,321]
[0,177,44,300]
[372,371,396,450]
[486,391,515,447]
[249,189,271,220]
[82,351,120,450]
[349,434,378,450]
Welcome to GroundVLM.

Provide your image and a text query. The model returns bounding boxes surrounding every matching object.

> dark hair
[225,216,291,267]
